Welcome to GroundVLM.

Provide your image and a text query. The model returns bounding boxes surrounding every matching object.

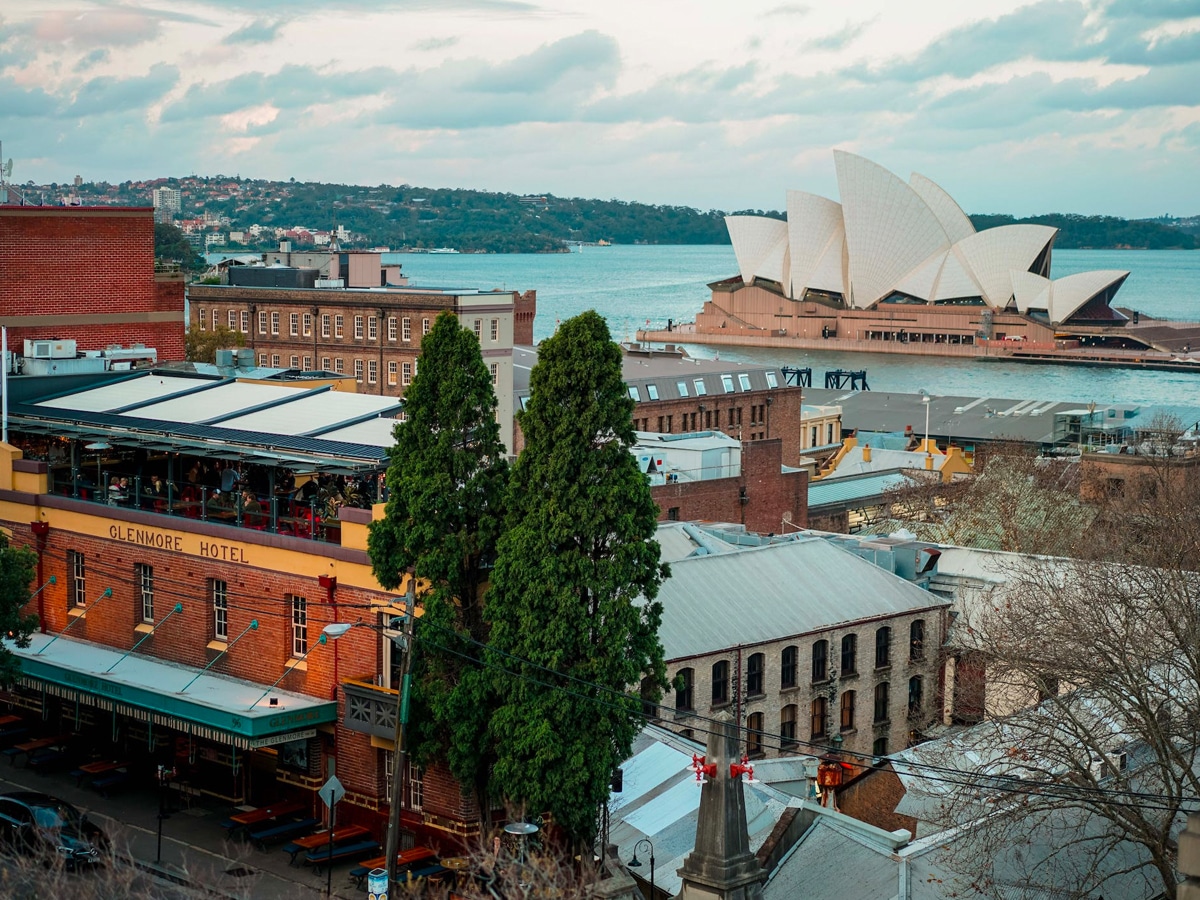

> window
[810,425,818,447]
[388,361,397,385]
[765,370,778,388]
[828,423,835,444]
[388,317,397,341]
[334,358,344,373]
[746,652,764,696]
[334,315,344,338]
[303,355,312,370]
[67,550,86,608]
[289,313,298,336]
[675,668,694,711]
[874,682,890,723]
[321,357,331,371]
[211,579,228,641]
[402,362,412,385]
[693,378,707,396]
[368,360,378,384]
[646,384,659,400]
[876,626,891,668]
[136,563,154,623]
[402,317,411,341]
[711,660,729,705]
[812,639,828,682]
[910,620,926,660]
[676,381,689,397]
[908,676,923,715]
[628,386,641,401]
[721,374,735,393]
[811,696,828,738]
[290,355,299,369]
[841,690,856,731]
[781,645,797,689]
[354,359,364,383]
[490,318,499,341]
[258,353,267,366]
[258,311,267,334]
[241,311,249,333]
[354,315,364,339]
[473,319,482,339]
[780,704,798,746]
[490,362,498,386]
[873,737,888,758]
[422,318,430,335]
[322,315,331,338]
[302,313,312,336]
[368,316,378,340]
[841,634,857,675]
[667,507,680,521]
[271,354,280,368]
[747,712,764,757]
[291,595,308,657]
[407,760,424,811]
[198,308,207,331]
[738,373,752,391]
[228,310,237,329]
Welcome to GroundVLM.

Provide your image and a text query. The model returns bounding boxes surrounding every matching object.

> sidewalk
[0,764,364,899]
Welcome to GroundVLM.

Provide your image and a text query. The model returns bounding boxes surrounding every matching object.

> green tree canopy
[484,310,668,846]
[367,310,509,818]
[184,325,245,363]
[0,533,39,687]
[153,222,204,271]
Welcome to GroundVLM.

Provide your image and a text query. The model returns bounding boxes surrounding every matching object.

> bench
[282,824,370,864]
[28,747,72,773]
[249,816,319,850]
[349,847,438,889]
[91,772,129,796]
[306,839,381,875]
[405,863,450,882]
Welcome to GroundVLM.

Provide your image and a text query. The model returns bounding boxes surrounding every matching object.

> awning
[7,633,336,747]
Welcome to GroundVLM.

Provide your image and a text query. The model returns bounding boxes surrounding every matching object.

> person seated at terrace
[207,489,232,513]
[241,490,263,524]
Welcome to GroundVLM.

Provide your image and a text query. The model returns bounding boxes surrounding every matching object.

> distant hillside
[969,213,1197,250]
[38,175,1200,252]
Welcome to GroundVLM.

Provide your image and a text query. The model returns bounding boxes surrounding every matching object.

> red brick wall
[650,439,808,533]
[837,764,918,837]
[513,290,537,346]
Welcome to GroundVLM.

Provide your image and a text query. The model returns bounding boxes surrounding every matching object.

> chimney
[862,444,871,463]
[925,453,934,471]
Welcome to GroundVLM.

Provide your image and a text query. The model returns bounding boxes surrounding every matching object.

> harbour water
[386,246,1200,412]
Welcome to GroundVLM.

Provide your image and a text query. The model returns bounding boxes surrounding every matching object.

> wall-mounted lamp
[246,624,348,710]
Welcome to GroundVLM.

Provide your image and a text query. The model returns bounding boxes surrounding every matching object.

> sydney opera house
[686,151,1142,355]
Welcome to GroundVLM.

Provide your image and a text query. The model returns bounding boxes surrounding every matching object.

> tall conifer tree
[368,310,508,819]
[485,310,667,845]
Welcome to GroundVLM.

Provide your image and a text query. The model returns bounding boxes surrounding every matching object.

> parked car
[0,792,107,867]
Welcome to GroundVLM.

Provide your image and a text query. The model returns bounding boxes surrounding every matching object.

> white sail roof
[932,249,984,302]
[807,229,848,296]
[725,216,788,287]
[894,251,946,301]
[1047,270,1130,324]
[834,151,952,308]
[786,191,845,299]
[1011,270,1052,313]
[954,224,1057,307]
[909,172,976,245]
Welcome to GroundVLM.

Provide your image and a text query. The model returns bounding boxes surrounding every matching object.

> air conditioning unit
[24,339,77,359]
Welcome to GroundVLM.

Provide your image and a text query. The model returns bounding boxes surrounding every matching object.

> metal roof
[655,537,947,660]
[808,471,911,508]
[124,381,309,423]
[219,391,401,435]
[316,417,402,448]
[35,373,208,412]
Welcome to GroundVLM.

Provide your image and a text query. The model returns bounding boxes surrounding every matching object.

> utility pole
[384,576,417,898]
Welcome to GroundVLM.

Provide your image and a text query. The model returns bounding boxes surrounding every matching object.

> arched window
[747,652,765,696]
[909,676,924,714]
[712,660,729,705]
[874,682,890,723]
[841,634,858,675]
[780,645,798,689]
[875,626,891,668]
[811,696,828,738]
[840,690,856,731]
[780,705,798,747]
[812,640,828,682]
[675,668,694,712]
[747,712,764,757]
[910,619,926,661]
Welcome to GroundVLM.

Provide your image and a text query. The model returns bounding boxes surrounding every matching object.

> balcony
[342,678,399,740]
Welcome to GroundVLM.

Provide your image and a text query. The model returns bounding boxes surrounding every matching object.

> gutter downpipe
[898,852,909,900]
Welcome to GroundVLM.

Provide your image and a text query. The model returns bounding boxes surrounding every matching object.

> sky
[2,0,1200,217]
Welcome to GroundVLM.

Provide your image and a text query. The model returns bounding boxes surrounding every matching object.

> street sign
[318,774,345,809]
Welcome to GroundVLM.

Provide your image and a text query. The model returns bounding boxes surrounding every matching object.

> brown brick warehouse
[0,206,186,359]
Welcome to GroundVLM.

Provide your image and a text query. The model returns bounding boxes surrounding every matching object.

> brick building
[0,206,186,359]
[188,280,519,453]
[654,526,950,763]
[0,368,491,849]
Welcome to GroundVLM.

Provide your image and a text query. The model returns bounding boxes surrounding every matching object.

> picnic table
[75,759,129,786]
[222,799,305,839]
[4,735,69,766]
[282,823,369,865]
[0,715,21,728]
[349,846,438,888]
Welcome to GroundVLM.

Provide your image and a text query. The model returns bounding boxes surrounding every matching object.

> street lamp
[919,391,931,454]
[629,838,656,900]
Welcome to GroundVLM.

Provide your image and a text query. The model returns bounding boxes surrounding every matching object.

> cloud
[224,19,284,45]
[803,19,874,52]
[65,64,181,117]
[75,49,111,72]
[25,6,208,49]
[763,4,810,17]
[412,36,459,51]
[463,30,619,94]
[181,0,536,12]
[161,64,393,121]
[1103,0,1200,19]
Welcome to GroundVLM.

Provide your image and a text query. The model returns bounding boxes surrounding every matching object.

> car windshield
[31,801,82,831]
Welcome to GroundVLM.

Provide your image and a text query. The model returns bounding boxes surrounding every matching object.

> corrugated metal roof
[317,418,401,448]
[128,382,309,423]
[808,472,910,508]
[657,538,946,659]
[765,821,899,900]
[35,373,210,412]
[220,391,401,435]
